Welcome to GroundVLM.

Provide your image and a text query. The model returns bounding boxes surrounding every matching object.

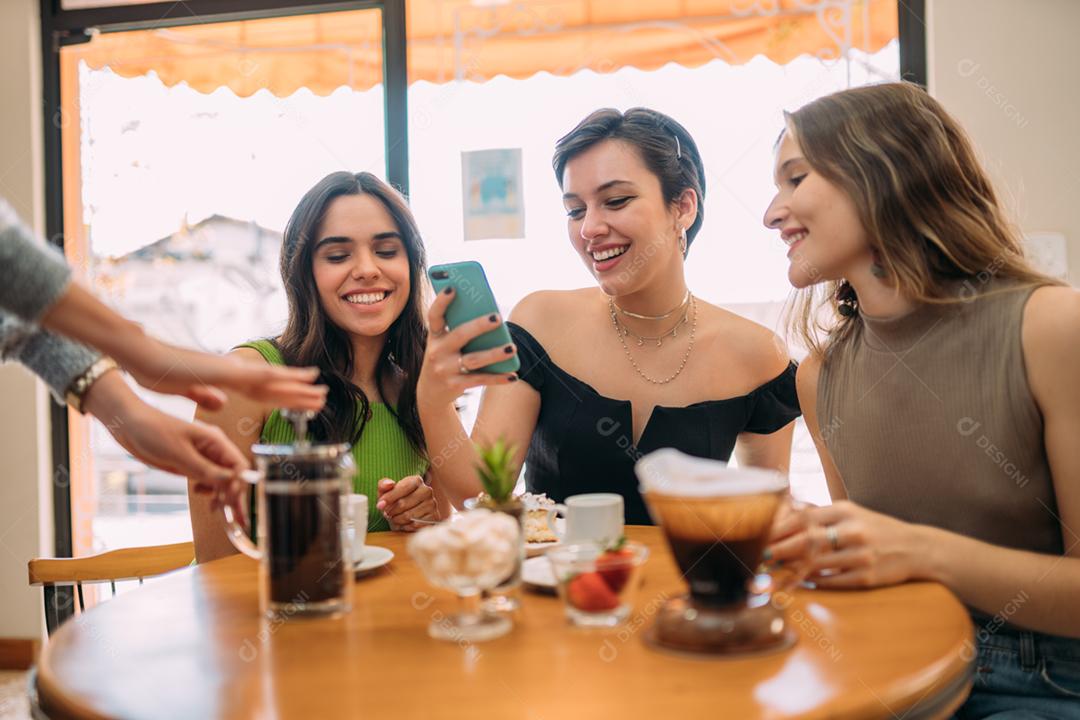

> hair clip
[674,135,682,159]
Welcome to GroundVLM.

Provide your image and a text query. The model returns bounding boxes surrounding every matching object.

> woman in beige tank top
[762,83,1080,715]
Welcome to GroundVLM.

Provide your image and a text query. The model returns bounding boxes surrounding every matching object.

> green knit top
[238,339,428,532]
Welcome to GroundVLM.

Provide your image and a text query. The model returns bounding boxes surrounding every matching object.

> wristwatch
[65,357,119,413]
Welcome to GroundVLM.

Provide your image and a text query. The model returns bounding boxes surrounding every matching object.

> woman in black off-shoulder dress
[508,322,797,524]
[415,107,800,524]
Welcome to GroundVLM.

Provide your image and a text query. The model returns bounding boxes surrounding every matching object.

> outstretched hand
[120,339,328,412]
[83,371,250,528]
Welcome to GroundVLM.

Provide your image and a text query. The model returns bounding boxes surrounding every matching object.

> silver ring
[458,355,469,374]
[826,525,840,551]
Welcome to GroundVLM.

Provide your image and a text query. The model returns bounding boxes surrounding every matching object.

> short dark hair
[552,107,706,251]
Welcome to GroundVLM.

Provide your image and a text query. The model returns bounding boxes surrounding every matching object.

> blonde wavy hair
[782,82,1059,357]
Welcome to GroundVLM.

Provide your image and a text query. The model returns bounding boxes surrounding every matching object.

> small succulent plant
[475,438,519,505]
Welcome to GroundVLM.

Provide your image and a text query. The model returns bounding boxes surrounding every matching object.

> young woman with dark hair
[763,82,1080,715]
[417,107,801,524]
[189,171,449,563]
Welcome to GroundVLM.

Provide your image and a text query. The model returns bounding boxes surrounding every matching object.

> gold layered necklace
[609,294,697,385]
[616,306,688,347]
[611,291,690,346]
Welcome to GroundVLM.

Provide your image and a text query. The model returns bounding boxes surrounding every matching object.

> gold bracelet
[65,357,119,414]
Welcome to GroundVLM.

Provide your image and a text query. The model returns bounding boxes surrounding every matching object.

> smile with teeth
[783,231,808,247]
[344,291,389,305]
[591,245,629,262]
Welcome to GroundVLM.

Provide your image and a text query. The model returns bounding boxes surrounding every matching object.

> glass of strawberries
[546,537,649,627]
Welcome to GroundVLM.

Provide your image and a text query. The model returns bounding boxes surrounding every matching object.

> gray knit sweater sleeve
[0,197,73,321]
[0,197,101,401]
[0,311,100,402]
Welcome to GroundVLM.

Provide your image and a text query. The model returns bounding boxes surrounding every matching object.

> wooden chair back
[28,541,195,635]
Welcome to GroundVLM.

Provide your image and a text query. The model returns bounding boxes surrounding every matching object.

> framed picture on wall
[461,148,525,241]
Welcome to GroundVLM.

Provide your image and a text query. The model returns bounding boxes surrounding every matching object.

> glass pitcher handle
[220,470,261,560]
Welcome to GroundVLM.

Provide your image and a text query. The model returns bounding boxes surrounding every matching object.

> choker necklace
[612,290,690,321]
[609,294,697,385]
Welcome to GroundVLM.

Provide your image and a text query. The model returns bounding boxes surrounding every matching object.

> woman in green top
[189,171,448,563]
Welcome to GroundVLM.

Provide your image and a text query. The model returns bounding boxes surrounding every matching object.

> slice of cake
[520,492,558,543]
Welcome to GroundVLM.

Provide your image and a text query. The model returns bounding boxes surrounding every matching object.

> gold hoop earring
[678,227,688,258]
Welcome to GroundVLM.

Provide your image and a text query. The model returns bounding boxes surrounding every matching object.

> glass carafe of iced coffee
[221,443,355,618]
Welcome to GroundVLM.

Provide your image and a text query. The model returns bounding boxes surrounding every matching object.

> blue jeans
[954,625,1080,719]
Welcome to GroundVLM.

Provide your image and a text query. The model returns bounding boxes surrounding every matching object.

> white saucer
[352,545,394,575]
[525,540,561,557]
[521,555,557,593]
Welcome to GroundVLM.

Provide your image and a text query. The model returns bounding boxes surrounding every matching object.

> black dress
[509,322,801,525]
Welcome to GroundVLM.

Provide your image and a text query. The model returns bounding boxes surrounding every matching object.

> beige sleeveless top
[818,281,1062,556]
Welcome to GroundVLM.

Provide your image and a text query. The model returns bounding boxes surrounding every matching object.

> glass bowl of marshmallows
[408,509,520,642]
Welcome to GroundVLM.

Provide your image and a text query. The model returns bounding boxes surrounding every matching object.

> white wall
[928,0,1079,284]
[0,0,54,640]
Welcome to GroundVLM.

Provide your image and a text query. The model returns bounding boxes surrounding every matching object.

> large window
[59,6,387,556]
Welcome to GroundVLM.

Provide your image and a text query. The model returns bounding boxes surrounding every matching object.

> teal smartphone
[428,261,520,374]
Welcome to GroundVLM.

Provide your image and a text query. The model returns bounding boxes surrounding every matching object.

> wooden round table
[37,527,973,719]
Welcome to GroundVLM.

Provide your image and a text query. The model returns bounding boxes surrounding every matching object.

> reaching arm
[0,310,99,402]
[734,329,799,477]
[734,422,795,475]
[40,282,327,412]
[187,348,268,564]
[0,197,326,411]
[84,370,249,486]
[0,198,72,322]
[794,354,848,501]
[418,288,539,508]
[1,308,251,496]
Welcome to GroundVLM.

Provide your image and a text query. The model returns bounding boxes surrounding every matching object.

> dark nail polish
[443,286,454,295]
[488,314,498,323]
[503,344,514,354]
[508,374,518,382]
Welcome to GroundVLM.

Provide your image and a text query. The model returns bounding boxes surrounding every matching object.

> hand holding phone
[427,261,520,374]
[417,262,521,412]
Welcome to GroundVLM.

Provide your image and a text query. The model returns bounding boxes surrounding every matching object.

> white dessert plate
[353,545,394,575]
[521,555,558,593]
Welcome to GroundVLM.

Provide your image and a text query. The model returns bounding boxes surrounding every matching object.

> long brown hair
[276,171,427,455]
[783,82,1059,356]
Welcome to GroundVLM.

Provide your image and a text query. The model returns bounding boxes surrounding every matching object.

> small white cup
[546,493,624,545]
[348,494,369,562]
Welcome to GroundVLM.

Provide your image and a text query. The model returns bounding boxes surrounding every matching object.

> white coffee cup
[348,494,368,562]
[546,493,624,545]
